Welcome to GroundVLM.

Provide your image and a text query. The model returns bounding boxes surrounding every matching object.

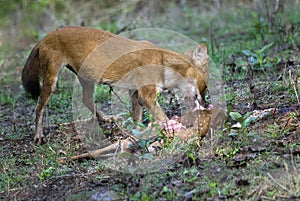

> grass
[0,1,300,200]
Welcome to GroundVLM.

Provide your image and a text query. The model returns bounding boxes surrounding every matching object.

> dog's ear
[190,43,209,88]
[192,43,208,64]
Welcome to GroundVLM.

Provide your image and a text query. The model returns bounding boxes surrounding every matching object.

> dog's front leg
[138,85,168,122]
[34,77,58,144]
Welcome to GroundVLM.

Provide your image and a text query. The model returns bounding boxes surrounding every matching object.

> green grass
[1,1,300,200]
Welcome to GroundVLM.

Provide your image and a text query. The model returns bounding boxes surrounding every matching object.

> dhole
[22,26,208,144]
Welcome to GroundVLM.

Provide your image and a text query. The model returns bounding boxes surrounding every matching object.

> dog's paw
[34,134,45,144]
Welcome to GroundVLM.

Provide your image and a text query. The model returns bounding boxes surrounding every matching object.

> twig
[3,162,10,197]
[266,173,292,193]
[289,69,300,105]
[110,88,131,112]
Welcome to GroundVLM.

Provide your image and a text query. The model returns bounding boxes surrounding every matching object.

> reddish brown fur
[22,26,208,144]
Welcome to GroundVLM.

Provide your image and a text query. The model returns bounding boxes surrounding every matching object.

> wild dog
[22,26,208,144]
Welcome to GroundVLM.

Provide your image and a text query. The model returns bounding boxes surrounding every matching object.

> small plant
[252,12,269,40]
[242,43,280,71]
[160,186,177,200]
[130,191,151,201]
[183,167,199,183]
[39,166,55,181]
[265,121,293,139]
[208,181,220,197]
[129,122,163,158]
[227,111,257,139]
[265,123,282,139]
[226,147,240,159]
[95,84,112,102]
[216,145,240,159]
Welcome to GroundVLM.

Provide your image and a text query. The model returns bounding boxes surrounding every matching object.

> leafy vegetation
[226,111,257,140]
[0,0,299,200]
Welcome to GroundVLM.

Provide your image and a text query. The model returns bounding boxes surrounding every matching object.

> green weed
[95,84,112,102]
[225,111,257,140]
[130,191,151,201]
[242,43,279,71]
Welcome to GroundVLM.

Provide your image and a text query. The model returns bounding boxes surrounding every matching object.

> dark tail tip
[23,79,41,99]
[22,44,41,99]
[22,65,41,99]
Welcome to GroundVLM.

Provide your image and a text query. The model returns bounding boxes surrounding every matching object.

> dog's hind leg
[34,67,59,144]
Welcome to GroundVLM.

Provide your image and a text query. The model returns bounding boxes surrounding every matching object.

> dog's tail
[22,43,41,98]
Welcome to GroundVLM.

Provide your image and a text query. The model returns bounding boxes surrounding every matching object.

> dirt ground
[0,52,299,200]
[1,1,300,200]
